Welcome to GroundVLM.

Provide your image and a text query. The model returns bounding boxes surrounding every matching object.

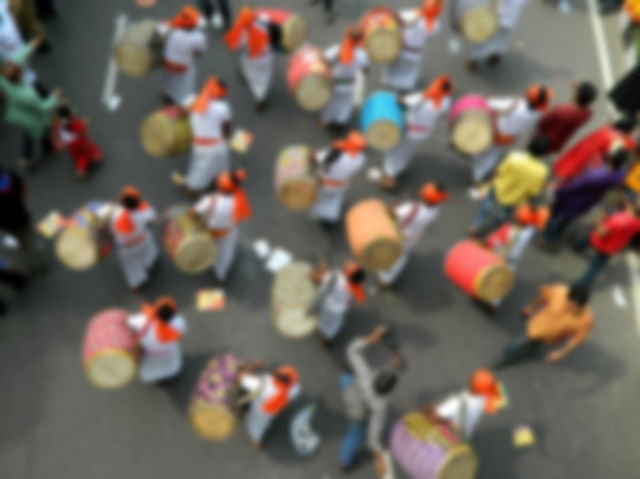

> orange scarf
[339,28,360,65]
[347,281,366,303]
[141,304,182,344]
[224,7,269,58]
[262,366,299,415]
[423,75,451,109]
[421,0,443,32]
[114,202,150,235]
[191,77,227,114]
[167,6,200,29]
[217,171,252,223]
[332,131,367,158]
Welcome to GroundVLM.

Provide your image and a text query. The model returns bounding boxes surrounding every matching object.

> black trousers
[199,0,232,29]
[494,335,543,369]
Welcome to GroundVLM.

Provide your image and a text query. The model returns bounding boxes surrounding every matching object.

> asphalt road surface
[1,1,639,478]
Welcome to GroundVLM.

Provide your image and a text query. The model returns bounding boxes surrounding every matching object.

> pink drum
[287,46,332,111]
[82,309,139,390]
[448,94,494,155]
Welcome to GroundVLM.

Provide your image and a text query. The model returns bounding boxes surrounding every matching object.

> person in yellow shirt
[470,136,550,239]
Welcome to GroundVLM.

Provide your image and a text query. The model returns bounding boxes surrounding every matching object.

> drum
[271,262,318,339]
[140,106,192,158]
[361,91,405,152]
[346,199,402,271]
[163,206,217,274]
[359,7,402,64]
[189,354,242,440]
[113,20,164,78]
[444,240,514,303]
[287,46,332,112]
[55,201,116,271]
[390,412,479,479]
[82,309,139,390]
[448,95,494,155]
[275,145,318,211]
[258,8,308,52]
[455,0,498,44]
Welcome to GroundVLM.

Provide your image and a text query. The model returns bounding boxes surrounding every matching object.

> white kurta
[110,206,158,289]
[436,391,486,440]
[472,97,539,182]
[469,0,529,60]
[309,149,366,222]
[127,312,187,383]
[239,21,274,103]
[195,193,238,281]
[383,94,451,178]
[322,45,369,125]
[317,272,353,340]
[0,3,35,84]
[161,28,206,104]
[187,99,232,191]
[383,11,439,91]
[377,202,439,284]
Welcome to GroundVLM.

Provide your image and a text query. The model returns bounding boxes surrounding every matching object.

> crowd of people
[0,0,639,477]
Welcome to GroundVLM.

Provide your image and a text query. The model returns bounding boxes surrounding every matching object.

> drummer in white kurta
[378,182,449,286]
[192,169,252,282]
[471,84,553,186]
[379,75,453,188]
[310,131,367,223]
[184,77,233,194]
[158,6,206,105]
[110,187,158,291]
[225,7,273,111]
[466,0,530,71]
[382,0,443,92]
[127,297,187,384]
[321,26,369,128]
[312,261,367,345]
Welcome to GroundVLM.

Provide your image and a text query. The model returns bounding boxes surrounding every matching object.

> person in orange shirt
[494,283,593,368]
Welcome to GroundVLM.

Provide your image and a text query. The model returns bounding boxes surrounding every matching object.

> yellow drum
[275,145,318,211]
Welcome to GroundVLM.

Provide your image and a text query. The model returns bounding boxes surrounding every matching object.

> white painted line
[612,284,629,309]
[101,13,128,111]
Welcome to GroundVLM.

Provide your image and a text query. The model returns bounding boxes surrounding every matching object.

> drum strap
[399,203,420,230]
[163,60,189,73]
[454,393,469,440]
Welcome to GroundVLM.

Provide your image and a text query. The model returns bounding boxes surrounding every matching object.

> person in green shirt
[469,136,550,239]
[0,37,60,167]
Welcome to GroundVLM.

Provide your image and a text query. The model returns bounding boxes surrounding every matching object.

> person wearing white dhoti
[379,75,453,188]
[193,169,252,282]
[240,365,301,448]
[465,0,529,71]
[382,0,443,92]
[158,7,206,105]
[310,131,367,223]
[110,187,158,290]
[312,262,367,344]
[127,297,187,384]
[0,2,37,85]
[471,84,553,185]
[377,182,448,285]
[185,77,233,193]
[321,27,369,127]
[225,7,274,110]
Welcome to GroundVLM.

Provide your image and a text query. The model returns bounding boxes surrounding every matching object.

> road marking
[101,13,128,111]
[587,1,640,333]
[612,284,629,309]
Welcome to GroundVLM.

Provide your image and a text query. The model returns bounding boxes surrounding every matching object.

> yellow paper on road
[37,211,66,239]
[196,289,226,312]
[513,425,536,448]
[230,130,254,154]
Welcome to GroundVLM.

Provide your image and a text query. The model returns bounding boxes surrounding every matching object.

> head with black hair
[527,135,551,157]
[373,370,398,396]
[154,297,178,324]
[57,104,73,119]
[568,283,590,308]
[119,186,142,211]
[613,115,637,134]
[606,147,630,170]
[344,262,365,284]
[574,82,598,108]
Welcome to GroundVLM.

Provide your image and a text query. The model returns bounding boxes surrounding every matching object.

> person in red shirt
[576,198,640,288]
[553,116,636,185]
[534,82,597,154]
[55,105,103,179]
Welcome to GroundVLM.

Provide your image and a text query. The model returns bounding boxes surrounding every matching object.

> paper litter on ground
[513,425,536,448]
[252,238,271,260]
[265,248,293,273]
[37,211,66,238]
[230,129,254,154]
[196,289,226,312]
[367,167,383,183]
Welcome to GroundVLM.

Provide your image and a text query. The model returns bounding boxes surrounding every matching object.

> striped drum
[189,354,242,440]
[361,91,405,151]
[82,309,139,390]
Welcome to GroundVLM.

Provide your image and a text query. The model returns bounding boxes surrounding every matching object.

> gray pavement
[0,0,639,478]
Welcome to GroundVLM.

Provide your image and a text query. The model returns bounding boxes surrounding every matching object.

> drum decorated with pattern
[275,145,318,211]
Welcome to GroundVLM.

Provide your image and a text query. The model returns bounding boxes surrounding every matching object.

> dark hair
[156,304,176,323]
[348,268,366,284]
[57,105,72,118]
[606,148,630,170]
[575,82,598,107]
[121,195,140,210]
[273,371,294,385]
[613,115,636,134]
[373,371,398,395]
[528,135,551,156]
[527,86,550,110]
[568,283,590,307]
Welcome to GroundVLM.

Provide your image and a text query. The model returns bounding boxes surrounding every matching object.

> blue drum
[360,91,405,152]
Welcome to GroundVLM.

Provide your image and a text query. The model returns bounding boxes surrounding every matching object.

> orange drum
[359,7,402,64]
[287,46,332,111]
[346,199,402,271]
[444,240,514,303]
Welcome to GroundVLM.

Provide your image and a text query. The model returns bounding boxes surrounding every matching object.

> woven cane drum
[140,106,192,158]
[275,145,318,211]
[163,206,217,274]
[271,262,318,339]
[113,20,164,78]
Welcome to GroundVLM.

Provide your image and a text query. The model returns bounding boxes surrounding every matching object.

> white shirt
[163,28,206,68]
[317,150,366,189]
[110,206,157,247]
[324,44,369,92]
[127,312,187,353]
[399,9,439,59]
[404,94,452,141]
[0,2,24,62]
[489,97,539,138]
[241,373,302,415]
[190,100,232,140]
[394,202,439,250]
[498,0,529,29]
[322,272,353,314]
[195,193,235,230]
[436,391,486,439]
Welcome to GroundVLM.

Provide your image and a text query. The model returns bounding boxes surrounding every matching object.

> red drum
[82,309,139,390]
[444,240,514,303]
[359,7,402,64]
[287,46,332,111]
[258,8,308,52]
[448,95,494,155]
